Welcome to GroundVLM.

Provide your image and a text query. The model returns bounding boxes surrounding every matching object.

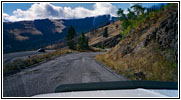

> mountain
[3,15,118,53]
[95,4,178,81]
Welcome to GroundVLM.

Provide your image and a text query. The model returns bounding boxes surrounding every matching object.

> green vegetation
[99,44,104,49]
[66,26,91,50]
[66,26,77,49]
[117,8,129,30]
[117,3,168,38]
[3,49,76,77]
[131,3,145,16]
[77,33,89,50]
[103,27,108,37]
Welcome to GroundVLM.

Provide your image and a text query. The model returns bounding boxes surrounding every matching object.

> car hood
[32,88,178,97]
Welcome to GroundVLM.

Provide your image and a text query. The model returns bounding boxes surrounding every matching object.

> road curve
[3,52,127,97]
[3,50,56,64]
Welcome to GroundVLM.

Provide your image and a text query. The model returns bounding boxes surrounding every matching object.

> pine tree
[78,33,89,50]
[131,3,145,16]
[127,8,136,20]
[117,8,130,30]
[103,27,108,37]
[66,26,77,49]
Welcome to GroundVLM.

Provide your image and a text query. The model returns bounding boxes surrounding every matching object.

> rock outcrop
[155,11,178,62]
[143,11,178,63]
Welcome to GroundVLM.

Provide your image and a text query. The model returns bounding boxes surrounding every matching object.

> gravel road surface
[3,52,127,97]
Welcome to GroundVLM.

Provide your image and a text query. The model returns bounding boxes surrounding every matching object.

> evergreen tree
[103,27,108,37]
[127,8,136,20]
[131,3,145,16]
[117,8,127,20]
[78,33,89,50]
[66,26,77,49]
[117,8,130,30]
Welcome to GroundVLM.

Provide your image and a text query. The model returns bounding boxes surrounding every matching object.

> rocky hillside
[3,15,117,53]
[86,20,122,48]
[96,4,178,81]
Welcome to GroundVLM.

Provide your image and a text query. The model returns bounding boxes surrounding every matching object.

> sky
[3,3,164,22]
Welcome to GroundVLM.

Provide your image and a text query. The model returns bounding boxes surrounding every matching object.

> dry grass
[88,46,106,52]
[95,40,178,81]
[86,21,122,46]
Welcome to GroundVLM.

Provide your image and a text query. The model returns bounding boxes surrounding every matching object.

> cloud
[3,3,118,22]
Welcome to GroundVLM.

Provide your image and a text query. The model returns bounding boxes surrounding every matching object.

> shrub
[98,44,104,49]
[103,27,108,37]
[149,12,156,20]
[121,26,131,38]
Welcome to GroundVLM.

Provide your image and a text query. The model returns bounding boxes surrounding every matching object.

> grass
[95,42,178,81]
[3,48,77,77]
[95,54,122,74]
[76,46,105,52]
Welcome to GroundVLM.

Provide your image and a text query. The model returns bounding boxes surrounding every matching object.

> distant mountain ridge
[3,15,118,53]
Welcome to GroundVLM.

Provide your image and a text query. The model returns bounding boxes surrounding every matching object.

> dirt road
[3,52,127,97]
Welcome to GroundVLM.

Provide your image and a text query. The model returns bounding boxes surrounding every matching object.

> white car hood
[32,88,178,97]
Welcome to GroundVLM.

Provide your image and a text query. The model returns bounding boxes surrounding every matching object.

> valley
[2,3,178,97]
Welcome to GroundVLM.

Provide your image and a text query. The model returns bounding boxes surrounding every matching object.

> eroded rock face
[117,10,178,61]
[143,11,178,62]
[157,12,178,49]
[144,28,157,47]
[155,12,178,62]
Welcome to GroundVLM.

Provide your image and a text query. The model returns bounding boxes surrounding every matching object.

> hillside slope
[96,4,178,81]
[86,20,122,48]
[3,15,117,53]
[4,19,66,53]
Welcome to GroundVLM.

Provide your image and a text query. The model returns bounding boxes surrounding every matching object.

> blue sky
[3,3,164,22]
[3,3,132,15]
